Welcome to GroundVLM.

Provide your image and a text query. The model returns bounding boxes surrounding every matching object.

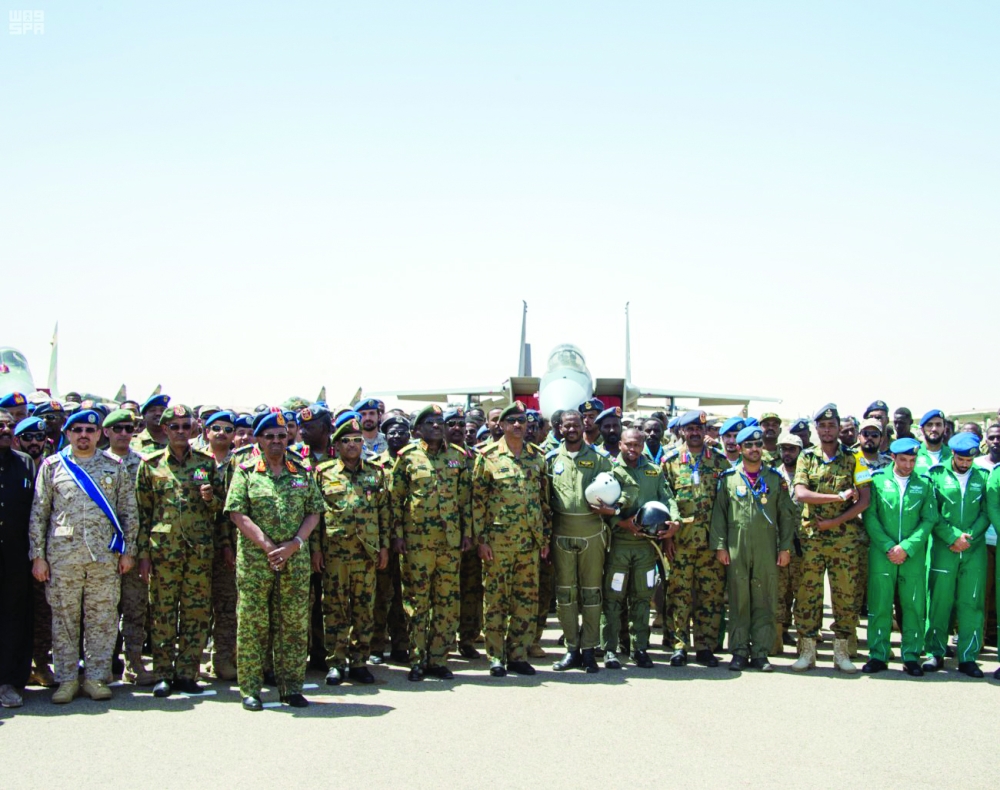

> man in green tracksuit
[710,425,797,672]
[987,462,1000,680]
[924,433,991,677]
[547,410,636,674]
[914,409,952,476]
[602,427,679,669]
[862,438,937,676]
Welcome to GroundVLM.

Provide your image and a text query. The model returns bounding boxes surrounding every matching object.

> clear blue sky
[3,2,998,418]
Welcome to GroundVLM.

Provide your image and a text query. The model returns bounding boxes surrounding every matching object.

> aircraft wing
[633,386,781,408]
[369,385,508,404]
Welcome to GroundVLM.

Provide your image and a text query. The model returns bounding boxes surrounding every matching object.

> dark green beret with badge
[331,415,363,443]
[159,404,193,425]
[499,401,527,422]
[414,404,444,426]
[103,408,136,428]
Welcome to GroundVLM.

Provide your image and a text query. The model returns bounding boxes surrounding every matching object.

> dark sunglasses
[210,425,235,434]
[18,431,46,442]
[167,423,193,432]
[741,440,764,448]
[340,437,365,445]
[110,424,136,434]
[445,420,464,427]
[504,416,527,425]
[860,430,881,439]
[68,426,99,435]
[41,414,62,422]
[261,432,287,441]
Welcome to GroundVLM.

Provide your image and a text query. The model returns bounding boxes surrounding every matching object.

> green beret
[499,402,527,422]
[331,414,363,443]
[159,404,194,425]
[103,409,136,428]
[414,404,444,426]
[282,396,309,411]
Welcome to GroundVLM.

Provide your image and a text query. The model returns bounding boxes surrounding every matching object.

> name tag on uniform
[53,525,73,537]
[412,469,431,480]
[151,524,172,533]
[326,482,346,493]
[578,460,594,468]
[644,469,659,477]
[856,469,872,484]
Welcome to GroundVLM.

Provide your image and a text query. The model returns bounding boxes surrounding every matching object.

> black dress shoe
[326,667,345,686]
[557,635,565,646]
[458,644,480,660]
[388,649,410,665]
[348,666,376,684]
[958,661,984,678]
[993,667,1000,680]
[153,679,172,698]
[174,678,203,695]
[729,654,747,672]
[489,660,507,677]
[862,659,888,674]
[632,650,654,669]
[552,650,583,672]
[945,645,956,659]
[263,670,278,686]
[749,657,773,672]
[604,651,622,670]
[903,661,924,677]
[407,665,424,682]
[922,656,944,672]
[507,660,536,675]
[242,695,262,711]
[112,655,125,677]
[783,631,797,646]
[281,693,309,708]
[581,649,600,674]
[425,664,454,680]
[369,653,385,665]
[669,650,687,667]
[695,649,719,668]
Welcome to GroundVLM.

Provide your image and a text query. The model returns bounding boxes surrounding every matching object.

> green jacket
[709,465,797,553]
[928,463,990,547]
[863,465,937,555]
[983,467,1000,541]
[613,455,679,543]
[914,444,953,477]
[546,442,636,517]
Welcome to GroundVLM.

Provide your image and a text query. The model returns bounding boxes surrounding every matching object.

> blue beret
[526,409,540,423]
[297,404,330,424]
[334,410,361,429]
[14,416,45,436]
[476,425,490,441]
[790,418,810,433]
[26,403,36,415]
[595,406,623,424]
[282,410,296,423]
[234,414,253,430]
[677,410,707,428]
[253,412,288,437]
[331,414,363,443]
[579,398,604,414]
[813,403,839,422]
[736,426,763,444]
[205,410,236,427]
[140,394,170,414]
[890,437,921,455]
[720,417,746,435]
[744,417,759,427]
[948,433,980,457]
[0,392,27,409]
[64,409,101,430]
[353,398,380,413]
[33,401,64,417]
[667,416,680,429]
[920,409,944,427]
[864,400,889,417]
[442,408,464,422]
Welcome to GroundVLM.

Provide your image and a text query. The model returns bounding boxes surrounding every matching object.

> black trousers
[0,541,33,688]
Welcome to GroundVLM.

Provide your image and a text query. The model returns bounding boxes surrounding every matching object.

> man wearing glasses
[226,412,323,710]
[34,401,66,457]
[135,405,225,698]
[131,394,170,456]
[28,409,137,704]
[294,404,334,469]
[14,416,47,470]
[313,414,389,686]
[0,393,30,424]
[390,404,472,681]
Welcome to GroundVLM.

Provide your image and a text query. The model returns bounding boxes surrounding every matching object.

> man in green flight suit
[914,409,952,475]
[861,438,937,676]
[710,425,796,672]
[603,427,679,669]
[547,410,636,673]
[225,412,323,710]
[923,433,990,677]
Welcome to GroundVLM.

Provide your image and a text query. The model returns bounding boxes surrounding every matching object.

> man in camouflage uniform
[131,394,170,456]
[603,427,679,669]
[711,426,797,671]
[661,409,730,667]
[35,401,67,458]
[773,432,803,653]
[314,414,389,686]
[370,415,412,664]
[29,410,138,704]
[473,402,550,676]
[547,410,636,673]
[390,404,472,681]
[102,408,154,685]
[226,412,323,710]
[136,405,225,697]
[759,412,783,468]
[792,404,871,673]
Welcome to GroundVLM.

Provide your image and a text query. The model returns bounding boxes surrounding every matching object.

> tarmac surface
[4,606,1000,789]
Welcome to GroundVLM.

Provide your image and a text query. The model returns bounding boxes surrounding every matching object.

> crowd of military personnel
[2,388,1000,713]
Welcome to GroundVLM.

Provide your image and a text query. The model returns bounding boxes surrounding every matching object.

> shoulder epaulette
[712,447,728,460]
[545,448,560,460]
[663,447,681,462]
[239,460,255,471]
[315,457,338,473]
[720,467,737,478]
[190,447,214,460]
[397,442,417,455]
[449,442,467,455]
[594,445,611,458]
[99,450,123,465]
[144,448,168,461]
[233,445,254,457]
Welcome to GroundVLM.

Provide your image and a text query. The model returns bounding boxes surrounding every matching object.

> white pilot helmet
[584,472,622,507]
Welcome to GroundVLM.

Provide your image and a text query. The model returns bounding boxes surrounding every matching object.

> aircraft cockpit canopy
[546,344,588,375]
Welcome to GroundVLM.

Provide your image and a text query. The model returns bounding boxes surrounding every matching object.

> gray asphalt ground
[4,604,1000,789]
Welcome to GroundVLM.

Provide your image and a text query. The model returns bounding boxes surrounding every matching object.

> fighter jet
[0,347,37,400]
[371,302,780,417]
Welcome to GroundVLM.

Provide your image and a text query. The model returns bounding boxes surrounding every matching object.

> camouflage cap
[759,412,781,423]
[281,396,310,411]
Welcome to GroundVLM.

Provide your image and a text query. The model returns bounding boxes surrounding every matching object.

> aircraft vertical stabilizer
[47,322,60,398]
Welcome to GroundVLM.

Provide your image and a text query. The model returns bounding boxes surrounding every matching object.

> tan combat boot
[527,643,547,659]
[212,655,237,681]
[790,637,816,671]
[772,625,785,656]
[124,651,156,685]
[81,679,113,700]
[29,661,56,687]
[833,638,857,673]
[51,680,79,704]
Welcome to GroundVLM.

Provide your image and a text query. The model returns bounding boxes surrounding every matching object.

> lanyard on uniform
[685,451,702,485]
[739,470,773,526]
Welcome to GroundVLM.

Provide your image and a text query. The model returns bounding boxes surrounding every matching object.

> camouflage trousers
[32,577,52,666]
[458,548,483,647]
[120,565,149,657]
[667,545,725,652]
[796,532,858,640]
[401,546,461,666]
[482,544,539,663]
[776,550,803,628]
[854,535,869,618]
[553,523,607,651]
[371,552,409,655]
[47,556,120,683]
[322,539,376,668]
[602,539,658,653]
[149,550,213,681]
[210,550,237,664]
[236,546,310,698]
[535,555,555,642]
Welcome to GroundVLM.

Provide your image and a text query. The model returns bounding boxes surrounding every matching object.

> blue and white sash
[58,448,127,554]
